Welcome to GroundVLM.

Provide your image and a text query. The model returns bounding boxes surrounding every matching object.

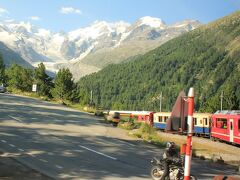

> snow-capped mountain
[0,17,201,79]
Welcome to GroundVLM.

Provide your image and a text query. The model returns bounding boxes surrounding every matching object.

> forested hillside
[77,11,240,112]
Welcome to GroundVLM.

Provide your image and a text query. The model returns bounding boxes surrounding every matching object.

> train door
[203,118,206,134]
[229,119,234,143]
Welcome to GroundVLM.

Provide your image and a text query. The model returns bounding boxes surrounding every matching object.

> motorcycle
[150,155,197,180]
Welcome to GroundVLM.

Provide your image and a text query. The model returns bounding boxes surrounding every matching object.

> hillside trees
[51,68,75,102]
[34,63,53,97]
[0,55,6,85]
[76,11,240,112]
[3,61,77,103]
[2,60,78,103]
[6,64,33,91]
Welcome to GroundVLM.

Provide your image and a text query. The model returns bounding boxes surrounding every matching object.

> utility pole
[159,92,162,112]
[220,91,224,111]
[90,90,93,106]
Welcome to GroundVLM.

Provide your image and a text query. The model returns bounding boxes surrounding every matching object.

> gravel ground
[156,131,240,166]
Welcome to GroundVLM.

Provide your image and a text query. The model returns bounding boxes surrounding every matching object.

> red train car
[136,111,155,126]
[106,110,154,125]
[211,110,240,145]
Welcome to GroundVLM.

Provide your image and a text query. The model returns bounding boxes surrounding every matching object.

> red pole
[184,87,194,180]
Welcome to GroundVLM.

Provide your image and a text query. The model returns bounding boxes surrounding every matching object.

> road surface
[0,94,239,180]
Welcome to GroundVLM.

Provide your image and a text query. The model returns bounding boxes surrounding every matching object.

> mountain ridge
[76,11,240,112]
[0,42,32,68]
[0,17,201,78]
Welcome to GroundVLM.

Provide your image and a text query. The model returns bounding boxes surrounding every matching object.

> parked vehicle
[104,111,121,126]
[150,142,197,180]
[0,85,6,93]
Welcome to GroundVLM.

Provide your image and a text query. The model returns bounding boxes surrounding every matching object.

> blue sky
[0,0,239,32]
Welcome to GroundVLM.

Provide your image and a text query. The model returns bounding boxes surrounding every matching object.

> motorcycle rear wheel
[150,165,168,180]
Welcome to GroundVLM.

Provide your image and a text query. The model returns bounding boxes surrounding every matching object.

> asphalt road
[0,93,239,180]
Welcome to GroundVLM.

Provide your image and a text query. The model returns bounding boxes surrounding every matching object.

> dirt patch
[0,153,53,180]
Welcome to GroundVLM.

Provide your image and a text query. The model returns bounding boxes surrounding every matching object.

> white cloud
[4,19,14,23]
[29,16,41,21]
[60,6,82,15]
[0,7,9,16]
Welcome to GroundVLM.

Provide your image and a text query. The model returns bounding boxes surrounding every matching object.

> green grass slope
[77,11,240,112]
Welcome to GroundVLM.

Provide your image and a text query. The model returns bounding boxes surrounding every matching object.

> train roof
[154,112,171,115]
[108,110,153,115]
[214,110,240,115]
[193,112,212,116]
[154,112,211,116]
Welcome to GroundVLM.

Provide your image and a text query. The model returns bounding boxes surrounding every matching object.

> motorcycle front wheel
[150,165,168,180]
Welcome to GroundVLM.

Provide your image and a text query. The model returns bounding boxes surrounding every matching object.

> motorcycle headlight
[163,153,167,159]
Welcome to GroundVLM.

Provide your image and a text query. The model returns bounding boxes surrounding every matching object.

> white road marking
[79,145,117,160]
[18,148,25,152]
[9,144,15,147]
[55,137,62,141]
[79,169,107,173]
[55,165,63,169]
[1,140,6,143]
[39,159,48,163]
[28,154,35,157]
[8,115,22,122]
[116,139,136,147]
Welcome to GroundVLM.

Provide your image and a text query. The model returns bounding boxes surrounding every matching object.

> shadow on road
[0,94,239,179]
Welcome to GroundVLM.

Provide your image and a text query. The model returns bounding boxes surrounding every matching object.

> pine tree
[51,68,74,102]
[34,63,53,97]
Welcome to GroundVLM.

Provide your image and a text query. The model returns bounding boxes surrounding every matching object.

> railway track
[155,130,240,166]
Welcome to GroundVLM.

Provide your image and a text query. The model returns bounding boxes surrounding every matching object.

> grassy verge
[7,89,102,115]
[118,121,166,148]
[7,89,51,101]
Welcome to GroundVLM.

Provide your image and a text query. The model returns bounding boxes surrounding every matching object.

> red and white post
[184,87,194,180]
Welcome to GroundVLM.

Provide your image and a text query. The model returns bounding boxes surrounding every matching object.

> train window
[216,118,227,129]
[158,116,163,122]
[204,118,208,125]
[164,116,168,122]
[193,118,197,125]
